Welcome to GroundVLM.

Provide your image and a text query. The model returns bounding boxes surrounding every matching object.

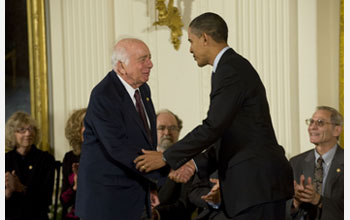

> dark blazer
[189,170,230,220]
[5,145,55,220]
[154,177,196,220]
[288,145,344,220]
[163,48,294,218]
[75,70,166,220]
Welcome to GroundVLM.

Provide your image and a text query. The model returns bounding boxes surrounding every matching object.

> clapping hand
[72,163,79,191]
[5,170,26,199]
[293,174,321,208]
[201,178,221,204]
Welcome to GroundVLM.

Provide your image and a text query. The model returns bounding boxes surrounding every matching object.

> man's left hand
[134,149,166,172]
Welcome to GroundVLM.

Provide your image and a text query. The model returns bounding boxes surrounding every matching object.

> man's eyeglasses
[16,126,35,133]
[305,119,336,127]
[157,125,179,132]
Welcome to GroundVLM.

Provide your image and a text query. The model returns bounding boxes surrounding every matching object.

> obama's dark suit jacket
[163,48,294,218]
[75,70,166,220]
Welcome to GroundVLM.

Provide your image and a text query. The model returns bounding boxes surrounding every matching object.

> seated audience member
[5,111,55,220]
[150,109,196,220]
[288,106,343,220]
[60,108,87,220]
[188,141,229,220]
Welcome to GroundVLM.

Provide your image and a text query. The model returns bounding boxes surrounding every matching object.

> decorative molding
[27,0,50,152]
[153,0,183,50]
[339,0,344,147]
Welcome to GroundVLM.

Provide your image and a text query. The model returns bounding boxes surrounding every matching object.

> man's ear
[202,33,210,45]
[117,61,126,75]
[333,125,342,137]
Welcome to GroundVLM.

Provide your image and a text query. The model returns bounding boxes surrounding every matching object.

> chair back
[53,160,62,220]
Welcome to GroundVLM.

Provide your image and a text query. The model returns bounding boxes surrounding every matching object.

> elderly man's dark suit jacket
[75,70,166,220]
[163,48,294,218]
[288,145,344,220]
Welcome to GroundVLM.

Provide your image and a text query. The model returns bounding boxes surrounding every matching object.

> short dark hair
[189,12,228,43]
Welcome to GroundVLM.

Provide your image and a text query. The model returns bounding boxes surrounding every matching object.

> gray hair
[316,106,343,126]
[111,37,146,67]
[5,111,41,150]
[111,45,129,67]
[156,109,183,131]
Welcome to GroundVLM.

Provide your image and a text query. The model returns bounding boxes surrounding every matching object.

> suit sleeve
[164,63,246,169]
[155,179,196,220]
[188,174,211,209]
[320,179,344,219]
[86,88,164,182]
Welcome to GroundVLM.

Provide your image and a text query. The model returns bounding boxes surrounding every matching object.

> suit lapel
[110,71,152,145]
[324,146,344,197]
[140,85,156,147]
[303,151,315,181]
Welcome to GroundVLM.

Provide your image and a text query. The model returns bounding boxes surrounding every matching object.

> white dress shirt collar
[116,72,138,106]
[212,46,230,73]
[314,144,337,167]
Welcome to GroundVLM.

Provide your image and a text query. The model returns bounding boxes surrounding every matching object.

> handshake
[168,160,196,183]
[134,149,196,183]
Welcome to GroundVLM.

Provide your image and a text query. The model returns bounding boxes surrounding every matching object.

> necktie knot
[134,90,141,104]
[317,156,324,167]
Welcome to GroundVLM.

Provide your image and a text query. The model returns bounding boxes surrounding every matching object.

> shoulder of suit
[289,149,314,162]
[140,83,151,94]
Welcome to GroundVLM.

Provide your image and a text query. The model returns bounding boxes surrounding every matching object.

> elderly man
[156,109,182,153]
[75,38,166,220]
[288,106,343,220]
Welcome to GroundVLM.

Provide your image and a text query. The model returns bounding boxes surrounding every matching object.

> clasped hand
[134,150,195,183]
[134,149,166,172]
[168,160,196,183]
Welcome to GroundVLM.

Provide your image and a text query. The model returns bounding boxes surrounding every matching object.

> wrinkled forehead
[128,42,150,57]
[157,113,178,126]
[312,110,331,120]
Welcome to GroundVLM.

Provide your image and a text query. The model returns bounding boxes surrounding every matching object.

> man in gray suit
[288,106,343,220]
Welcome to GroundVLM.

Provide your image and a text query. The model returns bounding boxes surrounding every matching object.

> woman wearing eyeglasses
[5,111,55,220]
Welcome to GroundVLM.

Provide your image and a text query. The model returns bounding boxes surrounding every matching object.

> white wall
[48,0,340,161]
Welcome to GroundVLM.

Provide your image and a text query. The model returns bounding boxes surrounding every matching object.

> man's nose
[163,128,170,134]
[147,59,153,68]
[309,123,317,130]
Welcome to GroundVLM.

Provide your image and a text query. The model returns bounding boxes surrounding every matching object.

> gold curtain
[27,0,50,152]
[339,0,344,147]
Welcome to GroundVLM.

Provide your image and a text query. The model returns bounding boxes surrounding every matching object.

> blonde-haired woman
[60,108,86,220]
[5,111,55,220]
